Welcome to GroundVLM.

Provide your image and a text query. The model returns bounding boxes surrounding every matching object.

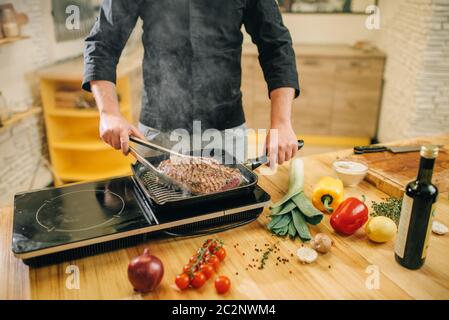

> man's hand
[266,122,298,165]
[91,80,145,155]
[99,111,145,155]
[266,87,298,165]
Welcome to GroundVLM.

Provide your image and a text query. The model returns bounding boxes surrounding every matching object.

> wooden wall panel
[241,45,385,140]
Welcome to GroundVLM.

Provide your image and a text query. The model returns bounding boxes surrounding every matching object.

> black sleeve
[243,0,300,98]
[82,0,141,92]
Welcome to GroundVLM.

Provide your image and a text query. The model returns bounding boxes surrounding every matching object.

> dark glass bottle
[395,145,439,270]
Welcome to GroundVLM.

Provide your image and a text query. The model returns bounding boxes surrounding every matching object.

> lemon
[365,216,397,243]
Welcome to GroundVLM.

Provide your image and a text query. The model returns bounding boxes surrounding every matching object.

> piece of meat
[156,156,244,194]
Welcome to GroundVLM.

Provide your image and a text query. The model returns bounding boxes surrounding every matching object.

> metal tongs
[128,135,305,171]
[128,136,188,164]
[128,136,305,194]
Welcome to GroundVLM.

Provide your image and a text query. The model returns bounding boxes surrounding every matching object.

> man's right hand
[90,80,146,155]
[99,111,145,155]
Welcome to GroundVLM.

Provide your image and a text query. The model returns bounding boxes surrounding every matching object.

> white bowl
[333,160,368,187]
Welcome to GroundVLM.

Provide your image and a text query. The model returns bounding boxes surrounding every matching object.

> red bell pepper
[330,197,369,235]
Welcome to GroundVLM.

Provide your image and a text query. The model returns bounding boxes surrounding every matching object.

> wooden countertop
[1,135,448,300]
[37,48,144,82]
[242,43,386,59]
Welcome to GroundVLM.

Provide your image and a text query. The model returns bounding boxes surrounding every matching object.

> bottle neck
[417,157,435,184]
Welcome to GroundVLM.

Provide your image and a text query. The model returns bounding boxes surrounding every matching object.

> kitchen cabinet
[242,44,386,142]
[38,49,143,185]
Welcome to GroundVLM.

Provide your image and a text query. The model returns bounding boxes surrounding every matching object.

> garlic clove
[296,247,318,264]
[432,221,448,235]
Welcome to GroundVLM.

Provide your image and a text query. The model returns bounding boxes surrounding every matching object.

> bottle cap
[420,145,439,159]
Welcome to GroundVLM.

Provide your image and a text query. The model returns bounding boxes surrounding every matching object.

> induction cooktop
[12,175,270,265]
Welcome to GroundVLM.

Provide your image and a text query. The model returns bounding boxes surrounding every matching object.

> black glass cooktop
[12,175,270,259]
[13,177,150,256]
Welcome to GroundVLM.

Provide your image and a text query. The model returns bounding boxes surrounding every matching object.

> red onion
[128,248,164,293]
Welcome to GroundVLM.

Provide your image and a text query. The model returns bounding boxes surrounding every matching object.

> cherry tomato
[189,254,199,263]
[202,250,210,261]
[215,276,231,294]
[175,273,190,290]
[203,239,213,248]
[183,263,194,274]
[208,255,220,270]
[199,263,215,280]
[208,240,218,253]
[215,247,226,261]
[190,271,206,289]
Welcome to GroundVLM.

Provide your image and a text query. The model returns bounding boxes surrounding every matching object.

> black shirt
[83,0,299,132]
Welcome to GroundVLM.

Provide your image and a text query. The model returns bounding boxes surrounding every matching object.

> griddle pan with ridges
[129,137,304,209]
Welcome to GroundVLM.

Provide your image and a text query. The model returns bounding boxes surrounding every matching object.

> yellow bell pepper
[312,176,344,213]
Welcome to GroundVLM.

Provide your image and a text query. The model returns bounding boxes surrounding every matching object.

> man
[83,0,299,165]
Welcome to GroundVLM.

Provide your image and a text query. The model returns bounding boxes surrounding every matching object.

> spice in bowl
[333,160,368,187]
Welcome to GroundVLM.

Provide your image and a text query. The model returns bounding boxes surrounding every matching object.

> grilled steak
[156,156,244,194]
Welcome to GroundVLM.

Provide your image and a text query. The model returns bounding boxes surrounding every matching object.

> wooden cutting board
[351,136,449,199]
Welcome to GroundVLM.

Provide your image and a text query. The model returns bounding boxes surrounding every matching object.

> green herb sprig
[258,245,274,270]
[371,197,402,225]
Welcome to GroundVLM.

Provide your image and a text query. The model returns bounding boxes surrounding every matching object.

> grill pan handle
[244,140,305,170]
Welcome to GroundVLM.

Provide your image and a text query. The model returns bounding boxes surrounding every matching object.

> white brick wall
[0,0,55,207]
[0,115,52,206]
[0,0,89,206]
[377,0,449,141]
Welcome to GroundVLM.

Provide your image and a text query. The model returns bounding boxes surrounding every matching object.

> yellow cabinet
[39,50,143,185]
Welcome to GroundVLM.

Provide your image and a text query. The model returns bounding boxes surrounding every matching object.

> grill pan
[131,150,259,210]
[129,137,304,210]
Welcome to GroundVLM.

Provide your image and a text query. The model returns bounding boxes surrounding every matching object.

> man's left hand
[266,121,298,165]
